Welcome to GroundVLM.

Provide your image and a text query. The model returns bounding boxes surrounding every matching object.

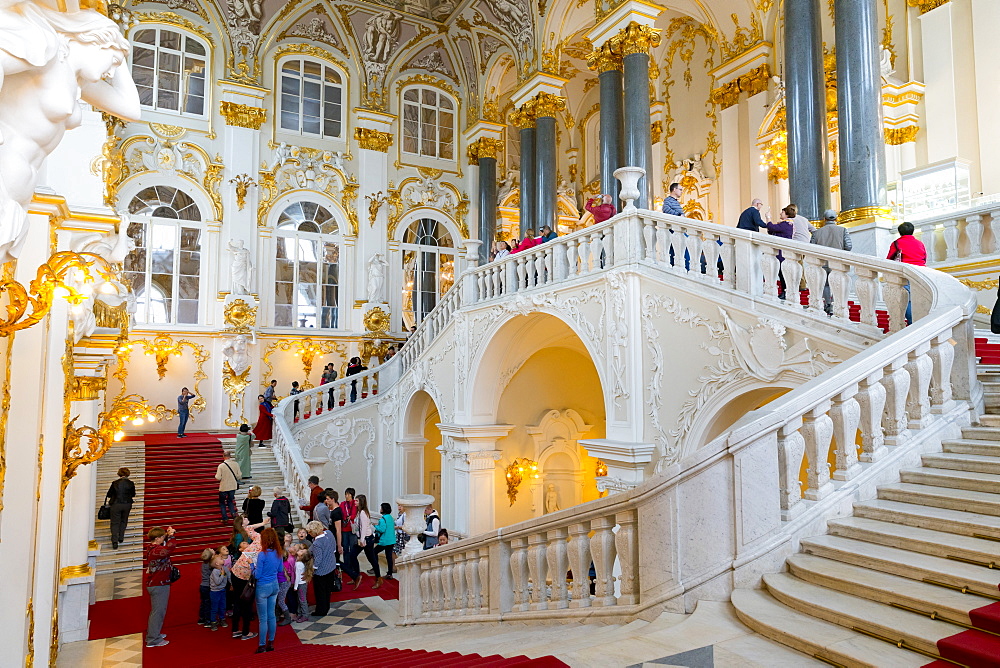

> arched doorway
[400,390,442,509]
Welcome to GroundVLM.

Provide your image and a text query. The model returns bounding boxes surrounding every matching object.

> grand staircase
[733,360,1000,667]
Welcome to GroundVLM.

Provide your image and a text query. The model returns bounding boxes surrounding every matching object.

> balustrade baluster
[477,271,487,300]
[452,553,467,614]
[905,344,933,428]
[929,334,955,412]
[509,537,529,612]
[545,528,569,609]
[526,533,548,610]
[857,371,887,462]
[684,229,699,276]
[590,232,602,272]
[655,220,669,265]
[440,556,454,616]
[881,360,911,446]
[566,522,591,608]
[830,385,862,481]
[702,233,721,281]
[464,552,480,613]
[942,218,959,261]
[429,558,443,616]
[916,225,936,262]
[966,215,984,255]
[828,262,850,320]
[801,403,835,500]
[418,561,431,618]
[781,250,803,303]
[590,517,617,607]
[990,211,1000,253]
[614,510,639,606]
[883,274,909,333]
[854,268,878,327]
[761,246,779,299]
[515,256,527,291]
[643,218,656,261]
[777,419,806,520]
[567,238,578,277]
[719,240,735,288]
[603,227,614,266]
[477,548,490,613]
[803,256,827,313]
[669,228,684,273]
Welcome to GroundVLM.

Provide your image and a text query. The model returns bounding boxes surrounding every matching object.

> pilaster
[436,424,513,536]
[353,109,394,331]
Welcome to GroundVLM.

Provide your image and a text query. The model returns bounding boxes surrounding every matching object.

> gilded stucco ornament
[710,64,771,110]
[610,21,662,58]
[366,191,387,226]
[466,137,503,165]
[531,91,566,118]
[354,128,393,152]
[220,101,267,129]
[885,126,919,145]
[224,298,258,332]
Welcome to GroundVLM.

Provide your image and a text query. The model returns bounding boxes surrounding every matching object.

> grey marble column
[519,126,536,236]
[785,0,830,221]
[623,51,653,209]
[835,0,887,216]
[478,155,497,264]
[599,68,625,205]
[535,114,557,232]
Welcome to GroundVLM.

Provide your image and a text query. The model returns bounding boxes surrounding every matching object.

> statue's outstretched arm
[80,61,141,123]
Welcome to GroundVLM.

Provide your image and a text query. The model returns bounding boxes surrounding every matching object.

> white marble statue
[330,150,345,171]
[498,168,518,202]
[544,483,561,513]
[227,239,254,295]
[229,0,262,22]
[880,47,895,80]
[0,1,141,264]
[271,141,292,170]
[222,333,252,376]
[367,251,388,304]
[557,174,574,198]
[73,223,136,265]
[363,11,400,64]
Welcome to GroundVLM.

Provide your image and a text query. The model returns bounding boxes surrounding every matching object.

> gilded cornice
[586,42,623,73]
[532,92,566,119]
[354,128,393,152]
[219,102,266,129]
[610,21,662,58]
[884,126,919,145]
[710,63,770,110]
[509,105,536,129]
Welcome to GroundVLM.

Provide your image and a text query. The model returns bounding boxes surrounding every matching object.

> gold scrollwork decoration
[586,42,622,73]
[885,126,919,145]
[0,251,114,337]
[961,278,1000,291]
[710,63,771,110]
[204,155,225,220]
[354,128,393,152]
[71,376,107,402]
[907,0,950,14]
[220,101,267,129]
[505,457,539,505]
[341,176,360,236]
[466,137,503,166]
[531,91,566,119]
[120,336,208,411]
[363,307,391,336]
[261,338,344,390]
[224,299,257,332]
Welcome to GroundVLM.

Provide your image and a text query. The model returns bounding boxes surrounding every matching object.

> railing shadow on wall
[271,205,980,620]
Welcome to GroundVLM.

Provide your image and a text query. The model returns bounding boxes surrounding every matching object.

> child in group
[277,543,296,625]
[208,554,229,631]
[216,544,233,615]
[294,527,312,548]
[293,545,314,623]
[197,547,213,626]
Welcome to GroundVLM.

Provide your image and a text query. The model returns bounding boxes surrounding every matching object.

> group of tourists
[488,225,559,262]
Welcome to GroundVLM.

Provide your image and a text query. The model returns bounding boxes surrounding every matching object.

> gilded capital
[468,137,503,165]
[219,101,266,129]
[354,127,393,152]
[907,0,950,14]
[586,43,622,73]
[509,104,536,129]
[612,22,662,58]
[885,126,919,145]
[532,92,566,118]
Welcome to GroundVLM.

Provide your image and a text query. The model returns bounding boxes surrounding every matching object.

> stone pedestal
[396,493,436,557]
[580,439,656,493]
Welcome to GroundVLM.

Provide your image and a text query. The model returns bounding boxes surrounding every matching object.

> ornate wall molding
[220,101,267,129]
[710,63,770,110]
[354,127,393,152]
[132,11,215,49]
[302,418,376,481]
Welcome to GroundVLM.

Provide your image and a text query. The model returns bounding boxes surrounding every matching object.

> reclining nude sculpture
[0,1,141,264]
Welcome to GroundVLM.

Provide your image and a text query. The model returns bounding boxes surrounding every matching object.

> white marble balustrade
[910,203,1000,266]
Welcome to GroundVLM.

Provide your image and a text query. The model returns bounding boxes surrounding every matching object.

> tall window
[274,201,340,329]
[279,59,343,138]
[124,186,203,324]
[131,28,207,116]
[402,88,455,160]
[401,218,455,328]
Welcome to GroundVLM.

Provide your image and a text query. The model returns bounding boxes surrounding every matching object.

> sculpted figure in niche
[485,0,528,37]
[0,2,141,264]
[544,483,560,514]
[497,167,518,202]
[227,239,254,295]
[367,251,388,304]
[222,333,253,376]
[363,11,400,64]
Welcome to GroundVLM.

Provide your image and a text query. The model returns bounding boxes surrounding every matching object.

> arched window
[124,186,203,324]
[279,58,343,138]
[402,87,455,160]
[131,27,207,116]
[400,218,455,328]
[274,201,340,329]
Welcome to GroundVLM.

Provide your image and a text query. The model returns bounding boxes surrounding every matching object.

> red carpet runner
[192,643,569,667]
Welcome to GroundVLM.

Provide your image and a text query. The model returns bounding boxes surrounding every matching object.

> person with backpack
[104,467,136,549]
[268,486,293,534]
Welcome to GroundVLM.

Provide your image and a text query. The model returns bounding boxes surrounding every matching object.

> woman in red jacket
[252,394,273,443]
[145,526,177,648]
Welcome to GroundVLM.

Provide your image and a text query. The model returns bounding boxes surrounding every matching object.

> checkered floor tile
[292,600,387,642]
[95,572,143,602]
[101,633,142,667]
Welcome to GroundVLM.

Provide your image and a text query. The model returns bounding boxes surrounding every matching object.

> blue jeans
[177,409,189,436]
[218,490,236,521]
[210,589,226,623]
[904,283,912,325]
[255,579,279,644]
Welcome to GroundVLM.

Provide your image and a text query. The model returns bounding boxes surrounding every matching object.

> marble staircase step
[786,553,994,624]
[731,589,927,668]
[899,466,1000,493]
[920,452,1000,474]
[877,482,1000,516]
[762,572,960,656]
[941,439,1000,456]
[853,499,1000,540]
[958,426,1000,441]
[826,516,1000,563]
[800,534,1000,597]
[975,414,1000,427]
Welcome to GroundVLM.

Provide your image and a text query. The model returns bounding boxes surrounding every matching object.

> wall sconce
[143,334,183,380]
[505,457,539,506]
[63,393,169,491]
[229,173,256,211]
[0,250,113,337]
[595,460,608,477]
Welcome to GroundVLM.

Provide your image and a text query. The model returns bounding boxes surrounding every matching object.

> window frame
[276,56,346,140]
[130,25,209,118]
[399,217,457,329]
[272,200,343,330]
[401,86,457,161]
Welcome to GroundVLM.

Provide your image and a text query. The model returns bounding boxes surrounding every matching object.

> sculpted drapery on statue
[0,1,141,264]
[367,251,388,304]
[227,239,254,295]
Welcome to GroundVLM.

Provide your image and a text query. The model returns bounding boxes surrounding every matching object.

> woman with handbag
[230,514,267,640]
[355,495,379,589]
[144,526,177,648]
[104,467,136,549]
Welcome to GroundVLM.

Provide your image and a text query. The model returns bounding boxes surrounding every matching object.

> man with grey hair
[736,198,769,231]
[810,209,853,314]
[214,451,241,524]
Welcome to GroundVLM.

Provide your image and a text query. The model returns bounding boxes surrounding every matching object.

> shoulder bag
[890,241,903,262]
[97,504,111,520]
[223,461,240,489]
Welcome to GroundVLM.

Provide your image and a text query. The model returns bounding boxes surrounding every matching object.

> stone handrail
[394,224,978,624]
[908,198,1000,265]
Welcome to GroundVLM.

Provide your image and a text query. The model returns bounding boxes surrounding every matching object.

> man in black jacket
[105,467,136,549]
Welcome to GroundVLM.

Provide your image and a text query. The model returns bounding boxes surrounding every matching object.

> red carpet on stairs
[190,643,569,668]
